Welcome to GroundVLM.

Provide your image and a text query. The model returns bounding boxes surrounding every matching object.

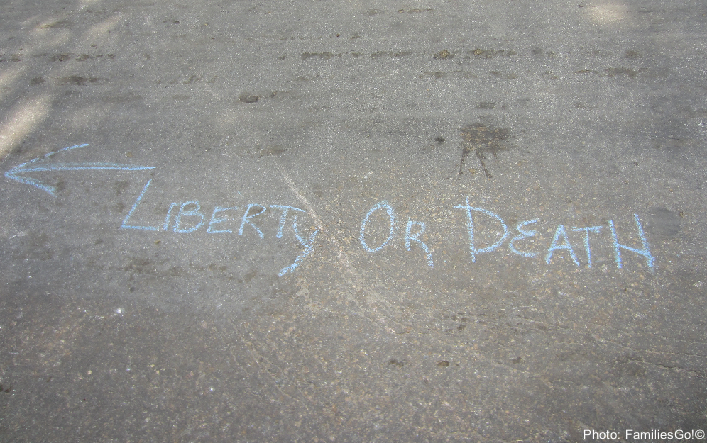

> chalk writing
[5,144,155,195]
[121,179,158,231]
[174,201,204,233]
[5,146,656,275]
[360,201,433,267]
[120,179,317,276]
[163,203,178,231]
[239,204,267,238]
[452,197,653,270]
[454,197,510,263]
[207,206,238,234]
[360,201,396,253]
[271,205,306,238]
[360,198,654,272]
[572,226,603,268]
[122,188,656,274]
[509,219,538,258]
[279,221,318,277]
[405,220,433,268]
[609,215,654,269]
[546,225,580,266]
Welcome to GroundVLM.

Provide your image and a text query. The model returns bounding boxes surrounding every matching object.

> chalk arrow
[4,144,155,196]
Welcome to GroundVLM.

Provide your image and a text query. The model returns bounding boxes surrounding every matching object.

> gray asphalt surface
[1,0,707,441]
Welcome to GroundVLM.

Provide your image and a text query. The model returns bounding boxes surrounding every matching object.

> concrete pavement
[1,0,706,441]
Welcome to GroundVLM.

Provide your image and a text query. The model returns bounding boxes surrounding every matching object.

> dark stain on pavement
[468,48,517,59]
[301,52,338,60]
[59,76,102,86]
[388,358,406,367]
[257,145,286,158]
[442,313,469,333]
[645,207,681,238]
[490,71,518,79]
[459,123,511,178]
[239,93,259,103]
[434,49,453,59]
[576,67,641,78]
[370,50,413,58]
[12,232,54,261]
[611,354,647,378]
[123,257,158,275]
[243,269,257,283]
[114,180,130,196]
[605,67,640,78]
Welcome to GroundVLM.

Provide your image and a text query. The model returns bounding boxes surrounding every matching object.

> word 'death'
[122,180,655,276]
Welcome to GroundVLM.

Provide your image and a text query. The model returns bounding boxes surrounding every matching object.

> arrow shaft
[18,163,155,172]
